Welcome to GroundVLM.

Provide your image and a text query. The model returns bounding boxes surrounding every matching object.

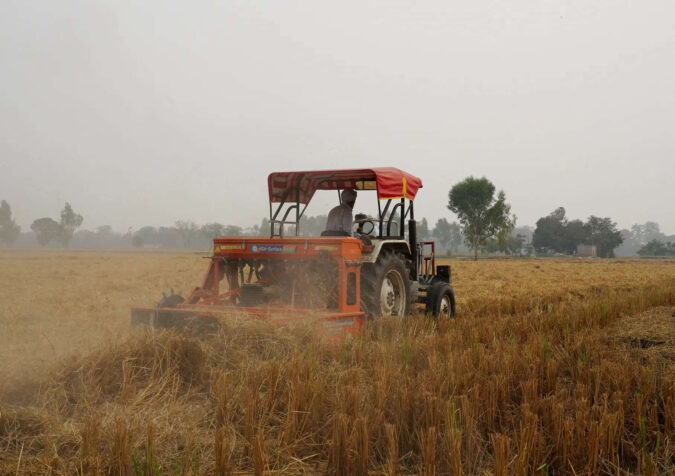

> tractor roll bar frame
[269,172,415,239]
[377,198,414,239]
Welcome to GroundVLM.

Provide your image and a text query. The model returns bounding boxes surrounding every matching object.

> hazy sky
[2,1,674,234]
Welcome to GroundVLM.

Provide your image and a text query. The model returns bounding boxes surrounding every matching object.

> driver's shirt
[325,203,353,236]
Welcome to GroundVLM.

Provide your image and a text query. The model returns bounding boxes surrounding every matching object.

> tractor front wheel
[426,282,456,318]
[361,252,412,318]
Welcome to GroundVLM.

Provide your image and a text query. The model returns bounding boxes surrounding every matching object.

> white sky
[1,1,674,233]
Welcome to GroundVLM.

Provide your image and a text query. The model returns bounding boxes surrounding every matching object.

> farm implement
[131,168,455,337]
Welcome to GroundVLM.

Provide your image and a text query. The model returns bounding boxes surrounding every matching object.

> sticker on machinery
[215,244,244,251]
[314,245,338,251]
[250,244,297,253]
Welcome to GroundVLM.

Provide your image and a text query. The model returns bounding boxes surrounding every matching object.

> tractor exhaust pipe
[408,219,417,281]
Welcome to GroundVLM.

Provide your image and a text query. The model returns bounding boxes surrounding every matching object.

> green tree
[201,222,225,241]
[631,221,664,245]
[564,219,588,254]
[482,237,501,254]
[432,218,463,254]
[175,220,198,248]
[58,202,83,246]
[432,218,451,252]
[0,200,21,246]
[532,207,567,254]
[259,217,271,237]
[503,233,526,255]
[416,217,431,241]
[30,217,61,246]
[447,177,515,260]
[584,216,623,258]
[510,234,527,255]
[637,239,674,256]
[224,225,243,236]
[533,208,589,255]
[482,233,525,255]
[447,221,463,253]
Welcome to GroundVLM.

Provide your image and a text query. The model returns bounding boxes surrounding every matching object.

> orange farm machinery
[131,168,455,337]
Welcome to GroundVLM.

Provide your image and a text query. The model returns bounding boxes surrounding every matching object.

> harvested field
[0,250,674,474]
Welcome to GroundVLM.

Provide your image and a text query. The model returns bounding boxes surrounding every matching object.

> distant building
[577,244,597,257]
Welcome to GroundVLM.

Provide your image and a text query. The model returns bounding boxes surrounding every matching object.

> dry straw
[0,254,673,474]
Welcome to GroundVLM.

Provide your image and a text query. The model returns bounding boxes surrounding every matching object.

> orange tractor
[131,168,455,337]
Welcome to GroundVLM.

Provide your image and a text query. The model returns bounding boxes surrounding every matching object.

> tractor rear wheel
[361,252,412,318]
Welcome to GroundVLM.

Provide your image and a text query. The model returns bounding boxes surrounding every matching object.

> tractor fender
[360,239,411,264]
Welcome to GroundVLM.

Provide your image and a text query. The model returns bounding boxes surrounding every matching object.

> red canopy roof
[267,167,423,204]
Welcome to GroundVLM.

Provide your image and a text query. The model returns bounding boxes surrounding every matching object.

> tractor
[131,168,455,337]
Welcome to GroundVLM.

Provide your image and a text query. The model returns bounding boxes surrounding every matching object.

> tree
[131,234,144,248]
[0,200,21,246]
[617,222,667,256]
[97,225,113,236]
[532,207,567,254]
[447,177,515,260]
[201,223,225,241]
[299,215,328,236]
[58,202,83,246]
[563,219,588,254]
[447,221,463,253]
[136,226,156,244]
[510,234,527,255]
[638,239,674,257]
[633,222,665,244]
[432,218,462,254]
[482,237,501,254]
[224,225,243,236]
[432,218,451,252]
[482,233,525,255]
[584,216,623,258]
[503,233,526,255]
[416,218,431,241]
[175,220,199,248]
[532,208,590,255]
[30,217,61,246]
[259,217,271,237]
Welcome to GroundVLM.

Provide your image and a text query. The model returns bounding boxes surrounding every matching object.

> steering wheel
[354,214,376,236]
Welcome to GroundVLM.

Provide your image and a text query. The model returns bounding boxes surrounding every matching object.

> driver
[325,188,357,236]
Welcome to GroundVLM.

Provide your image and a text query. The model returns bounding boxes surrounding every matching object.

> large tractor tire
[361,252,412,318]
[425,282,456,318]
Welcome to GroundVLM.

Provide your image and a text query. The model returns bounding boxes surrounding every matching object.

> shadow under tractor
[131,167,455,337]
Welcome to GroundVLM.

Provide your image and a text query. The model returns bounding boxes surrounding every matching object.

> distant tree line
[1,195,672,257]
[616,222,675,257]
[637,239,675,256]
[532,207,624,257]
[1,201,84,247]
[527,208,674,258]
[32,203,84,247]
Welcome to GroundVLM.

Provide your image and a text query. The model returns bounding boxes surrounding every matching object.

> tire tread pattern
[360,251,412,318]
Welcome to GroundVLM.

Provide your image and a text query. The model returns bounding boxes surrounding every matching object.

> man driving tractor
[324,188,357,236]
